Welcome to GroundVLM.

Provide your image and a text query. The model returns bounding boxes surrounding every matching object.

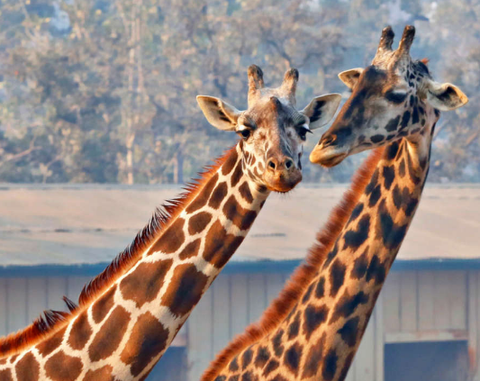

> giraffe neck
[0,144,270,381]
[298,133,432,381]
[204,124,434,381]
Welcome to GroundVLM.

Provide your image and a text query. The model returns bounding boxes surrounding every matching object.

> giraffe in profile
[0,66,341,381]
[201,25,468,381]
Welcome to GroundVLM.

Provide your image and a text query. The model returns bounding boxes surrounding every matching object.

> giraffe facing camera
[198,65,341,193]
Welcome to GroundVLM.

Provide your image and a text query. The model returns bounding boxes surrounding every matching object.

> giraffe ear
[197,95,242,131]
[301,93,342,130]
[424,81,469,111]
[338,68,364,89]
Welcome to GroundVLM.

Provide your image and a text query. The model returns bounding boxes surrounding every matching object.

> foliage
[0,0,478,183]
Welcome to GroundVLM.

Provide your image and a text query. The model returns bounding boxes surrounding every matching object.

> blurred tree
[0,0,477,184]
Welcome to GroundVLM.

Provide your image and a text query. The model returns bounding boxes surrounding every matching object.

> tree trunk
[126,133,135,185]
[174,150,184,184]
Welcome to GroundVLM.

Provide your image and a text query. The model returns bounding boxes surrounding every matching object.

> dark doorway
[147,347,187,381]
[385,341,469,381]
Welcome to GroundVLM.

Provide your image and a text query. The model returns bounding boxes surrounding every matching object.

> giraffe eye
[296,125,311,141]
[385,90,408,104]
[237,129,251,140]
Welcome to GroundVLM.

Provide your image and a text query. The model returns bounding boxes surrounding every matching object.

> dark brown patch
[188,212,213,235]
[45,351,83,381]
[329,260,346,297]
[147,218,185,255]
[67,313,92,351]
[338,316,360,347]
[88,306,130,362]
[315,276,325,299]
[83,365,114,381]
[229,356,239,372]
[351,248,369,280]
[120,259,173,308]
[329,290,369,324]
[36,326,67,356]
[120,312,169,377]
[284,342,302,377]
[203,220,245,268]
[231,160,244,188]
[302,333,326,379]
[209,182,228,209]
[222,149,239,176]
[287,312,300,340]
[0,369,13,381]
[223,195,257,231]
[323,349,338,381]
[15,353,39,381]
[263,359,279,377]
[303,305,328,340]
[186,173,219,213]
[91,285,117,324]
[161,263,209,316]
[272,330,284,357]
[241,348,253,369]
[239,182,254,203]
[178,238,201,260]
[254,346,270,369]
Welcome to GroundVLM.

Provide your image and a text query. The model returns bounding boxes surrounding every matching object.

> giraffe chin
[309,147,348,168]
[264,173,302,194]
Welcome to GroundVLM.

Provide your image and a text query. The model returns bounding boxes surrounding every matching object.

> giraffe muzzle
[264,156,302,193]
[309,142,349,168]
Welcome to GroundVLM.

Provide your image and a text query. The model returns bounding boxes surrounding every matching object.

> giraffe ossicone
[0,65,341,381]
[202,25,468,381]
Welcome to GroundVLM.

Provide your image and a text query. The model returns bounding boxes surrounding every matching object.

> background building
[0,184,479,381]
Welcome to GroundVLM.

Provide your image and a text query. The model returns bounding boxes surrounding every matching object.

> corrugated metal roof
[0,183,479,267]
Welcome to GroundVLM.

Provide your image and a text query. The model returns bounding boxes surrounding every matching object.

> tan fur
[201,147,384,381]
[0,146,237,358]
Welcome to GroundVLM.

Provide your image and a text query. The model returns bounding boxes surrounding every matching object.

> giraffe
[201,26,468,381]
[0,66,341,381]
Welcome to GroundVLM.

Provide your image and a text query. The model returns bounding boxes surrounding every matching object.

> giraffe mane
[0,145,238,358]
[201,147,384,381]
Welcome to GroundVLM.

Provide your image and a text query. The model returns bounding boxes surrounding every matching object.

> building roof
[0,183,479,272]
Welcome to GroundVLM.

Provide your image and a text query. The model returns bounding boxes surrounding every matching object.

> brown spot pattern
[120,259,173,308]
[68,313,92,350]
[231,160,243,188]
[188,212,213,235]
[222,150,238,176]
[45,351,82,381]
[223,195,257,231]
[0,369,13,381]
[186,173,219,213]
[148,218,185,255]
[239,182,253,203]
[161,264,208,316]
[36,327,66,356]
[89,306,130,362]
[15,353,39,381]
[91,285,117,324]
[203,220,245,268]
[83,365,114,381]
[209,182,228,209]
[178,238,201,260]
[120,312,169,377]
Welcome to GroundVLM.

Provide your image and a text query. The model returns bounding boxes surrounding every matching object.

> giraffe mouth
[309,146,348,168]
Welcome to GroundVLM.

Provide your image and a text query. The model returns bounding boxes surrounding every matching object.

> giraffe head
[198,65,341,192]
[310,25,468,167]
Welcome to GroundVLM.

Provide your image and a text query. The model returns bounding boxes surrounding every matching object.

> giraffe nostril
[285,159,294,170]
[268,160,276,170]
[322,134,337,147]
